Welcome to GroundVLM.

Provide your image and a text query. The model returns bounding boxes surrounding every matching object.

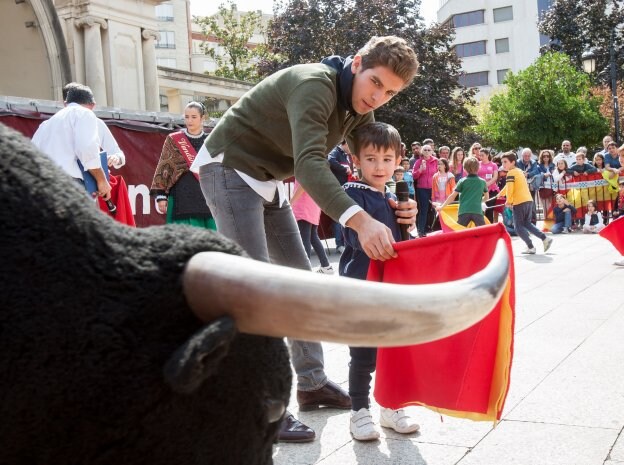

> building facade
[438,0,552,99]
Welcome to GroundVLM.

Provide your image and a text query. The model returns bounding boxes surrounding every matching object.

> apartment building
[438,0,552,99]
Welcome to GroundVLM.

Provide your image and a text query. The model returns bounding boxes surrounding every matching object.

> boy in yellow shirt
[501,152,553,254]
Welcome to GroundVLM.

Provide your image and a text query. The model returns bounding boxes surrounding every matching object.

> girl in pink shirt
[477,148,500,223]
[291,180,333,273]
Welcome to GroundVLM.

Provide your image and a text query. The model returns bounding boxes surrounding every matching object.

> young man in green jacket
[191,36,419,442]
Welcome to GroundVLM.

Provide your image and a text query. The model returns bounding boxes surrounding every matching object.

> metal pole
[610,30,620,144]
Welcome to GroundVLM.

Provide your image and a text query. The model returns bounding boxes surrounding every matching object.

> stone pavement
[274,229,624,465]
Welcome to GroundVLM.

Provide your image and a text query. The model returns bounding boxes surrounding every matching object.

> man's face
[439,148,450,159]
[523,151,531,163]
[562,141,571,153]
[351,56,405,115]
[411,144,421,156]
[608,144,618,156]
[603,136,613,149]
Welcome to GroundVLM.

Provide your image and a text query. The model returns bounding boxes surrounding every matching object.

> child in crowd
[613,179,624,220]
[582,200,605,234]
[501,152,553,254]
[400,157,415,199]
[551,194,577,234]
[570,152,597,176]
[290,180,334,273]
[431,158,456,204]
[552,159,572,185]
[434,156,488,227]
[449,146,466,182]
[339,122,420,441]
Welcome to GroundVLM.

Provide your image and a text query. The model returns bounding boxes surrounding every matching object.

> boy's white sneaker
[379,407,420,434]
[614,259,624,267]
[350,408,381,441]
[316,265,334,274]
[521,247,536,255]
[543,236,553,253]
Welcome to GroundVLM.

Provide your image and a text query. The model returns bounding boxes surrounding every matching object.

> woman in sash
[150,102,216,230]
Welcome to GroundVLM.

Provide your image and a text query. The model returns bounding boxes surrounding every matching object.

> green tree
[477,52,609,149]
[261,0,476,146]
[195,1,274,83]
[538,0,624,86]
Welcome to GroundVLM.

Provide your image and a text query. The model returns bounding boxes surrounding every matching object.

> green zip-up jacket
[205,63,373,221]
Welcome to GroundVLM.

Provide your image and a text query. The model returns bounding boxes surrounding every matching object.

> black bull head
[0,123,508,464]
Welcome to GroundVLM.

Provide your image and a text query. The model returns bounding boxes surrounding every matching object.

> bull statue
[0,123,508,464]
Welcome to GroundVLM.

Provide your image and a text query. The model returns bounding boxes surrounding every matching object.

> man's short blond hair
[357,36,419,86]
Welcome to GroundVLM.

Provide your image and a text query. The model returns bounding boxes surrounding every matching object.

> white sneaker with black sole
[316,265,334,275]
[543,236,553,253]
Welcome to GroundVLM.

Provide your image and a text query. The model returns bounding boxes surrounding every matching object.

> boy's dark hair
[351,122,402,160]
[357,36,419,86]
[501,151,517,164]
[66,84,95,106]
[463,156,479,174]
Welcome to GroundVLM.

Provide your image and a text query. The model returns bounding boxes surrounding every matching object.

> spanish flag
[371,223,515,422]
[599,216,624,255]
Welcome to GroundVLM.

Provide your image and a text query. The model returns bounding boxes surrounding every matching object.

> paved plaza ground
[274,229,624,465]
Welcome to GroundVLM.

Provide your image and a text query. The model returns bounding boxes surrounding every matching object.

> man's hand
[96,178,112,201]
[346,211,396,261]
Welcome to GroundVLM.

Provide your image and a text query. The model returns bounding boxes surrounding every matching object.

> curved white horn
[183,239,510,347]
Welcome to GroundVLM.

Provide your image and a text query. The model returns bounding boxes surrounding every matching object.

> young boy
[501,152,554,254]
[339,122,420,441]
[400,157,415,199]
[551,194,577,234]
[570,152,597,176]
[434,156,488,227]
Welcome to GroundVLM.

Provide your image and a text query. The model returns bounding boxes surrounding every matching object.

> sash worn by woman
[150,102,216,230]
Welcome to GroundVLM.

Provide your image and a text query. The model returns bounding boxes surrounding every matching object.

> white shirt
[191,146,362,226]
[553,151,576,168]
[31,103,101,179]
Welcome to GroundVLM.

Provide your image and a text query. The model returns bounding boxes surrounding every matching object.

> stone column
[76,16,108,106]
[142,29,161,112]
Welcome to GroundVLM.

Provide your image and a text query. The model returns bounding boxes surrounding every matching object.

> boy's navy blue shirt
[339,181,401,280]
[553,203,577,223]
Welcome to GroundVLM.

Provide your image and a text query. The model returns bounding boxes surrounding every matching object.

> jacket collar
[320,55,355,113]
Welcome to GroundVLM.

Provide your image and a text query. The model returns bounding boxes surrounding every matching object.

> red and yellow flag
[371,223,515,422]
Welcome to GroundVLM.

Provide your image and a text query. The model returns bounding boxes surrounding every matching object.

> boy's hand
[346,211,397,261]
[390,197,417,230]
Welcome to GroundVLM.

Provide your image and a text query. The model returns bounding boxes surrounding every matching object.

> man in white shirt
[62,82,125,169]
[32,85,111,199]
[553,140,575,167]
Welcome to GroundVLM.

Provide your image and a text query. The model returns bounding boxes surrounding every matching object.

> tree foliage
[260,0,476,146]
[195,1,276,83]
[538,0,624,86]
[592,82,624,140]
[477,52,609,150]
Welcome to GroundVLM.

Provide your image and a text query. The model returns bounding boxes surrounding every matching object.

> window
[493,6,513,22]
[455,41,487,58]
[159,94,169,112]
[495,38,510,53]
[497,69,510,84]
[156,31,175,49]
[452,10,485,28]
[156,58,177,68]
[459,71,489,87]
[156,3,174,21]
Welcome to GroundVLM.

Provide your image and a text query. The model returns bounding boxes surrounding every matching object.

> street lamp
[582,30,620,144]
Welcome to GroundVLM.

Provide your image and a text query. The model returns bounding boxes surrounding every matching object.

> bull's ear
[163,316,237,394]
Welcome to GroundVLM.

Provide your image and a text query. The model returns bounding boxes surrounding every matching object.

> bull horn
[183,239,510,347]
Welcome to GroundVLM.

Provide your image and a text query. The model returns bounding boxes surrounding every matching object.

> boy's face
[501,158,513,171]
[350,56,405,115]
[575,154,585,165]
[556,195,565,206]
[353,144,399,191]
[401,160,410,170]
[394,171,404,181]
